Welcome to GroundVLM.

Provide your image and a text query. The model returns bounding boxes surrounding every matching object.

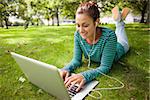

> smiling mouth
[81,33,87,36]
[81,34,87,39]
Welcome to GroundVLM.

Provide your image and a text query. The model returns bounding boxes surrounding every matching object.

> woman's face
[75,13,96,40]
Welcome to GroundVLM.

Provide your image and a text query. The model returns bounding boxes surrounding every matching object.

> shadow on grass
[111,48,149,99]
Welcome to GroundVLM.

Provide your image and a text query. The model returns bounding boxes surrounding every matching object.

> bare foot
[121,7,130,20]
[112,6,120,21]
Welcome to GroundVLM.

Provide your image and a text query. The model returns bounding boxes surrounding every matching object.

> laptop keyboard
[67,84,79,97]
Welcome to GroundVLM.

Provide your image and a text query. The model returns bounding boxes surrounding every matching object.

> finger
[65,77,77,87]
[76,80,85,92]
[64,75,75,84]
[65,77,76,87]
[64,76,72,84]
[69,81,78,90]
[65,80,72,88]
[65,72,69,80]
[60,70,67,80]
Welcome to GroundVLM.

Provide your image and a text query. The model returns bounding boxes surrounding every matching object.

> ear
[96,22,98,26]
[95,18,100,27]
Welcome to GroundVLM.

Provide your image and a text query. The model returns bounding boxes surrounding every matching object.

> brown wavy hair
[76,1,100,22]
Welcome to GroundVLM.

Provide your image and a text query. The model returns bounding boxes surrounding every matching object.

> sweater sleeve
[62,32,82,72]
[81,32,117,83]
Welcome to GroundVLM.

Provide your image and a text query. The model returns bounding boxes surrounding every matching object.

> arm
[81,32,117,83]
[62,32,82,73]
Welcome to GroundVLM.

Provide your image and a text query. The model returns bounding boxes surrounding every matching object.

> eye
[83,24,89,27]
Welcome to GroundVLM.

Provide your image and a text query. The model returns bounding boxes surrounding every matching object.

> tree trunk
[24,21,29,29]
[36,19,39,26]
[146,1,150,24]
[47,18,50,26]
[4,17,8,29]
[52,15,54,26]
[140,1,147,23]
[31,19,34,25]
[140,10,145,23]
[56,7,59,26]
[146,11,150,24]
[0,20,4,28]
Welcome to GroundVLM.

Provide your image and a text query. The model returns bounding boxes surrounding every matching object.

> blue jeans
[115,21,129,53]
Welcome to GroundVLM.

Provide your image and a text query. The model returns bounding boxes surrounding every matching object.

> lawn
[0,24,149,100]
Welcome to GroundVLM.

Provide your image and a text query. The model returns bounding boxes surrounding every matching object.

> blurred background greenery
[0,0,149,29]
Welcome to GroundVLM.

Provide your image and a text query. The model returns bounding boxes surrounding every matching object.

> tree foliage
[0,0,17,28]
[0,0,149,29]
[127,0,149,23]
[97,0,149,23]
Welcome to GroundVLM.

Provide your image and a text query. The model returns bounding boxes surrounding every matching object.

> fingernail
[76,89,79,92]
[64,80,67,84]
[65,84,67,87]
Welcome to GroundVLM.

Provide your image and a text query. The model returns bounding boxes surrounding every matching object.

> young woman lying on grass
[60,1,130,92]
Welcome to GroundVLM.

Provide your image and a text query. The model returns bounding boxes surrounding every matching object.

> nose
[78,26,84,33]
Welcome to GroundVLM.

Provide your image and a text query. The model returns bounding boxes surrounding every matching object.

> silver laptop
[11,52,99,100]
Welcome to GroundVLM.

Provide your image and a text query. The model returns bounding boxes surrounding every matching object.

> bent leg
[115,21,129,53]
[112,6,130,53]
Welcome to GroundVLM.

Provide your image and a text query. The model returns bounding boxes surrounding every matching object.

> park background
[0,0,149,100]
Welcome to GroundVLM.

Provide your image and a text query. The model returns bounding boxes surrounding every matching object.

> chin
[81,35,87,39]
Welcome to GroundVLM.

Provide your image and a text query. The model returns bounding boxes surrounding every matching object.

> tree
[13,0,35,29]
[0,0,17,29]
[97,0,149,23]
[30,0,46,26]
[43,5,56,26]
[60,0,91,19]
[60,1,80,19]
[47,0,63,26]
[122,0,148,23]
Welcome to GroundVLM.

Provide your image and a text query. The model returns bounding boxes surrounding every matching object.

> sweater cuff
[80,71,92,83]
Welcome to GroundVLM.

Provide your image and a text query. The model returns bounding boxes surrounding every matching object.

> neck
[86,35,95,45]
[86,27,101,45]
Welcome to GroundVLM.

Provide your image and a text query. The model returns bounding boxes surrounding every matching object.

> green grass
[0,24,149,100]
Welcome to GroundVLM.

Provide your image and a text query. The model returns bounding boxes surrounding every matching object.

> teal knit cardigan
[63,27,125,83]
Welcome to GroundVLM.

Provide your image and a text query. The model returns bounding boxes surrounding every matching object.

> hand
[59,69,70,81]
[64,74,85,92]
